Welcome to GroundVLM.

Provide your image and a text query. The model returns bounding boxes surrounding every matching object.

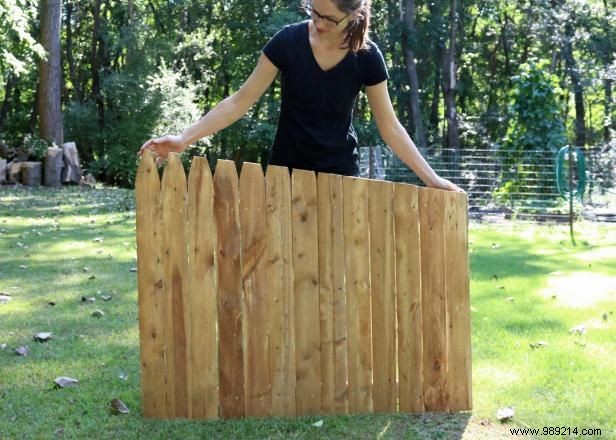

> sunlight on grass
[538,272,616,308]
[2,187,615,439]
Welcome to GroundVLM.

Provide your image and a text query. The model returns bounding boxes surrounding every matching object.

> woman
[138,0,464,193]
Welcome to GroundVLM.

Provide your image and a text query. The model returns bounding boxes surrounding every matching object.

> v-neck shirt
[262,20,388,176]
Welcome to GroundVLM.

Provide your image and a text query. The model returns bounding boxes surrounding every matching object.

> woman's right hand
[138,134,187,166]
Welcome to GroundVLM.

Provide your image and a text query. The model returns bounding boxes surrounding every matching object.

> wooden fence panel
[292,169,322,415]
[136,157,472,420]
[368,179,397,413]
[419,187,449,412]
[445,191,472,411]
[186,156,219,420]
[136,150,167,418]
[317,172,348,415]
[239,163,271,417]
[343,176,373,414]
[213,160,245,419]
[394,183,423,413]
[160,154,190,418]
[265,165,296,417]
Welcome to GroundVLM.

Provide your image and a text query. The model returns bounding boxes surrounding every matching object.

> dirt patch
[406,412,526,439]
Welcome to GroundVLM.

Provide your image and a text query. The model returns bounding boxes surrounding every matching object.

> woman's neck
[309,21,347,50]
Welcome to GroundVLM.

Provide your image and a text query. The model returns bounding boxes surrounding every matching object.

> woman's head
[302,0,371,52]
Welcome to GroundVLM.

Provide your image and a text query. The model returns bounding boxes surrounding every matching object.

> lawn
[1,185,614,439]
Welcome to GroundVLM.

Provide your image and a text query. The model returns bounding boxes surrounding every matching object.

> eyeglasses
[304,4,348,27]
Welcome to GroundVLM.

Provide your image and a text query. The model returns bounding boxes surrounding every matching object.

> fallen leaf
[54,377,79,388]
[569,324,587,336]
[109,398,129,415]
[529,341,549,350]
[34,332,53,342]
[92,310,105,318]
[496,406,515,421]
[15,346,29,356]
[312,419,323,427]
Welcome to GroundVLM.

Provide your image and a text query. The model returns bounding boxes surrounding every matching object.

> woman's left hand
[427,176,466,193]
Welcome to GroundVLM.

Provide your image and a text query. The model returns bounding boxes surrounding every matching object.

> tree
[38,0,63,145]
[402,0,427,150]
[499,61,567,201]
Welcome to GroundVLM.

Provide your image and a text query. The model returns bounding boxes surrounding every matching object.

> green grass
[1,185,615,439]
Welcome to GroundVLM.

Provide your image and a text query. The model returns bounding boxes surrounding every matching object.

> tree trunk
[605,79,614,143]
[38,0,64,145]
[90,0,105,127]
[602,0,614,142]
[563,16,586,147]
[402,0,427,150]
[65,1,82,103]
[427,0,444,140]
[441,0,460,177]
[0,74,16,131]
[429,57,441,132]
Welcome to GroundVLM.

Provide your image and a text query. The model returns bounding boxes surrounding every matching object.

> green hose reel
[555,146,586,200]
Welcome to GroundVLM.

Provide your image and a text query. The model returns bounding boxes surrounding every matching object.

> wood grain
[136,150,167,418]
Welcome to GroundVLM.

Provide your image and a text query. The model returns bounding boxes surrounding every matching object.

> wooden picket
[136,151,472,420]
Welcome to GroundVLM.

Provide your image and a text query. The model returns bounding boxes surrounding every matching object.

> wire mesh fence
[358,144,616,222]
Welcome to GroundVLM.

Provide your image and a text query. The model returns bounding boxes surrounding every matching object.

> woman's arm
[365,81,464,192]
[139,53,279,164]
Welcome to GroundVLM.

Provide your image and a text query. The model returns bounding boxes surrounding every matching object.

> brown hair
[301,0,372,52]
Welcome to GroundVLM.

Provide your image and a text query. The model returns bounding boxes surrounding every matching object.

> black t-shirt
[262,20,389,176]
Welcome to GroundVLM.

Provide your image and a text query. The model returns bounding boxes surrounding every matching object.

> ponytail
[341,0,371,53]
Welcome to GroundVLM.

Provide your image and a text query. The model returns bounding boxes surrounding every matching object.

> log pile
[1,142,84,187]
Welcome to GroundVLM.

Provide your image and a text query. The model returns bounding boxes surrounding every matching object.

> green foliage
[0,0,45,78]
[21,133,50,161]
[497,61,567,203]
[65,72,159,187]
[1,0,615,192]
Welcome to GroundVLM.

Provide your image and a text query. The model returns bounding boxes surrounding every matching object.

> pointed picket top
[161,152,187,193]
[214,159,239,181]
[136,149,160,188]
[239,162,265,188]
[188,156,213,188]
